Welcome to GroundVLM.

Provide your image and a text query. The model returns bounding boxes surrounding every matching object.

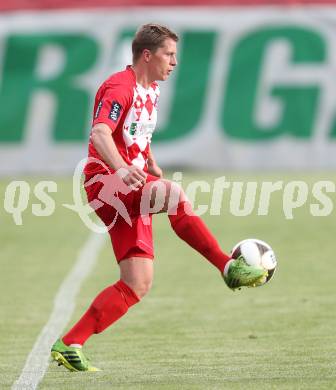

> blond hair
[132,23,178,63]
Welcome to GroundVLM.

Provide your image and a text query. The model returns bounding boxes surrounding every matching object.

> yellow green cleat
[51,339,100,372]
[223,256,268,290]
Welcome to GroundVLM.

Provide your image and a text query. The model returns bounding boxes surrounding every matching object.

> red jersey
[84,66,160,177]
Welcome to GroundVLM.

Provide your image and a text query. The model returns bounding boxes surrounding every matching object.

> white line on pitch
[12,232,107,390]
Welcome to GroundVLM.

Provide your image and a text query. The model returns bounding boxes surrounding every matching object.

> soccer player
[51,24,266,372]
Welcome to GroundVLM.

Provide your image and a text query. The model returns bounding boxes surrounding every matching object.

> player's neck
[131,63,154,89]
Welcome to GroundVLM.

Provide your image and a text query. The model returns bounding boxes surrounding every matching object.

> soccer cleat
[51,339,100,372]
[223,256,268,290]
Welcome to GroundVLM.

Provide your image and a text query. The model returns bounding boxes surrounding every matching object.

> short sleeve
[92,83,132,132]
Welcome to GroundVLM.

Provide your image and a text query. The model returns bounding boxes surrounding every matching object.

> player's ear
[143,49,151,63]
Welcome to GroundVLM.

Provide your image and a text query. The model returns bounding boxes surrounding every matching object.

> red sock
[168,202,230,273]
[62,280,139,346]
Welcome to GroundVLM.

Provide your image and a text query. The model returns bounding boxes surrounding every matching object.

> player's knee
[134,280,152,298]
[170,181,182,197]
[127,278,152,299]
[165,181,185,209]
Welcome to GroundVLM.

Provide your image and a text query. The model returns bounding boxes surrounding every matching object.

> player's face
[149,38,177,81]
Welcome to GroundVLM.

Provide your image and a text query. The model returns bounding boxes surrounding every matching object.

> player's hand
[148,162,163,178]
[117,165,147,191]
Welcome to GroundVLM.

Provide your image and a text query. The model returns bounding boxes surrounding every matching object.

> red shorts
[85,172,160,262]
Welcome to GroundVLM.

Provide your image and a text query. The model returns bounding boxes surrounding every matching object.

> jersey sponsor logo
[94,100,103,119]
[109,101,122,122]
[130,122,137,136]
[128,122,155,137]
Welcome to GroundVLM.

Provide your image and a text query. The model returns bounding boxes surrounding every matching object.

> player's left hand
[148,163,163,178]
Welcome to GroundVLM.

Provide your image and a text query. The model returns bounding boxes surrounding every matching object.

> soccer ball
[231,238,277,286]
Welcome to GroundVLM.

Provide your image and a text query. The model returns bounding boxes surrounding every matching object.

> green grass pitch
[1,172,336,389]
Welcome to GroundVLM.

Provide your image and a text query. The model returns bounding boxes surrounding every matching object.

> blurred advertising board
[1,6,336,173]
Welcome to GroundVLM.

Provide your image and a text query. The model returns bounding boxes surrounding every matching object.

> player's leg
[51,184,155,372]
[119,257,153,298]
[62,257,152,344]
[61,271,141,346]
[51,257,152,371]
[143,179,266,288]
[142,178,230,271]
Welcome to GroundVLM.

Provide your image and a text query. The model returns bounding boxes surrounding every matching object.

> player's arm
[91,123,127,170]
[147,146,163,178]
[91,123,146,188]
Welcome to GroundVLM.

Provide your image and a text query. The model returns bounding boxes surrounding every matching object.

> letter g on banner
[222,26,326,140]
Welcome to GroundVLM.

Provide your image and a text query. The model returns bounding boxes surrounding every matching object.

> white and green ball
[231,238,277,286]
